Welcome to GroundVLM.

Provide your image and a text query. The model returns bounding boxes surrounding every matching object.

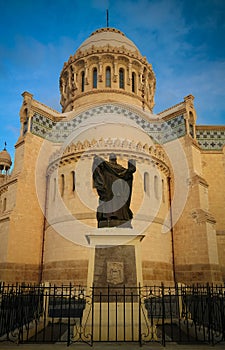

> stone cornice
[62,44,153,75]
[158,95,195,118]
[0,177,18,194]
[0,216,10,223]
[191,208,216,224]
[14,137,25,149]
[91,27,126,37]
[62,88,152,113]
[196,125,225,131]
[158,101,184,117]
[32,98,61,116]
[188,174,208,188]
[47,138,171,176]
[20,91,61,123]
[30,105,62,122]
[216,230,225,236]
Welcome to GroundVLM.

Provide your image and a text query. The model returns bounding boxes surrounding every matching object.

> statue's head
[109,153,117,163]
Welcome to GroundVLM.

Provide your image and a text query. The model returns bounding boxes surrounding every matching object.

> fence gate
[89,285,151,344]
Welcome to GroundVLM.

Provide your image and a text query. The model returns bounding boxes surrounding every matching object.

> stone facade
[0,27,225,286]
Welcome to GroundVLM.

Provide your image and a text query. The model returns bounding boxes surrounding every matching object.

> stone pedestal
[81,228,151,341]
[86,228,144,289]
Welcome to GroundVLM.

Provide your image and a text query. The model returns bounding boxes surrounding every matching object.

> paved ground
[0,342,225,350]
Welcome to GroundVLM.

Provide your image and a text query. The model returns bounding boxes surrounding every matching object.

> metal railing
[142,284,225,346]
[0,282,224,346]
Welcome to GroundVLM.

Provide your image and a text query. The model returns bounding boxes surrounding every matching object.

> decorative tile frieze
[196,128,225,150]
[30,104,186,144]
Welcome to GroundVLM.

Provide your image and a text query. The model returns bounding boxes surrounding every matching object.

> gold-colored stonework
[0,26,225,286]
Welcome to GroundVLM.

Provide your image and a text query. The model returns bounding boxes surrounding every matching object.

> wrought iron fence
[0,282,224,346]
[142,284,225,346]
[0,283,88,345]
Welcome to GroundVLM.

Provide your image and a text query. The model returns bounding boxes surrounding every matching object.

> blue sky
[1,0,225,158]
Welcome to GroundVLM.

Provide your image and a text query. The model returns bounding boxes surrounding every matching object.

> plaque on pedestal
[86,228,144,294]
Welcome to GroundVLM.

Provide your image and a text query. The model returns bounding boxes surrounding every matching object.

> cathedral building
[0,27,225,286]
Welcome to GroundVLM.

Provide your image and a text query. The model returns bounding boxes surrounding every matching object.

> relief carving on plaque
[107,261,124,285]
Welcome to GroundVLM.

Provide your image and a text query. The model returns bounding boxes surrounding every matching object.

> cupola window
[119,68,125,89]
[93,68,97,88]
[106,67,111,87]
[81,71,85,92]
[132,72,136,93]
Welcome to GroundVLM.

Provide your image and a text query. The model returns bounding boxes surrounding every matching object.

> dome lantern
[0,143,12,174]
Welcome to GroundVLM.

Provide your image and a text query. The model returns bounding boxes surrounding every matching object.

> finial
[4,142,7,150]
[106,9,109,27]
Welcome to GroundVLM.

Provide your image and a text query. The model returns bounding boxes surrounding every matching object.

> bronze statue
[92,154,136,228]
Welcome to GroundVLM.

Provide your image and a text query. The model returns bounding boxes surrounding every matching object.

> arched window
[144,172,150,196]
[119,68,125,89]
[132,72,136,93]
[93,68,97,88]
[106,67,111,87]
[81,71,85,92]
[60,174,65,197]
[154,175,159,200]
[71,171,76,192]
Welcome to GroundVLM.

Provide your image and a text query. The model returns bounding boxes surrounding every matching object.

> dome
[60,26,155,114]
[77,27,140,54]
[0,147,12,172]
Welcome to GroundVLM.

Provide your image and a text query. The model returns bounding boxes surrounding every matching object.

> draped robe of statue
[92,155,136,228]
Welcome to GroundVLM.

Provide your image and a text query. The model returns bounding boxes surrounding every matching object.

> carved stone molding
[191,208,216,224]
[62,88,153,113]
[216,230,225,236]
[187,174,208,188]
[47,137,171,176]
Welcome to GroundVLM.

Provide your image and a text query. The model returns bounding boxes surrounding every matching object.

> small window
[71,171,76,192]
[93,68,97,88]
[81,71,85,92]
[154,175,159,200]
[132,72,136,93]
[60,174,65,197]
[144,172,150,196]
[106,67,111,87]
[119,68,125,89]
